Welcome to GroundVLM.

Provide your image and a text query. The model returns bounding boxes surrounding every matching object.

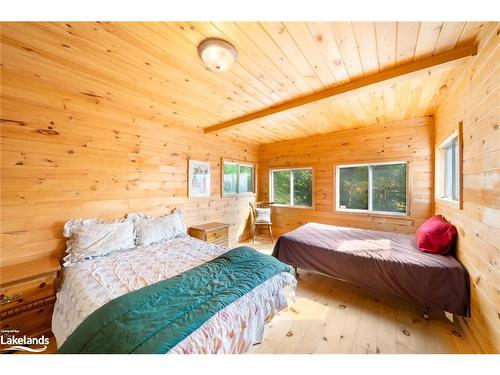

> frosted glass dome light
[198,38,237,72]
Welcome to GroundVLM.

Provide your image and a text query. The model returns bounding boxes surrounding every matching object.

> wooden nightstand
[189,222,229,248]
[0,258,61,345]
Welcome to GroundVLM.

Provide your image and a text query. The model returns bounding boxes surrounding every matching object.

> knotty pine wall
[1,95,258,268]
[434,23,499,353]
[258,116,434,236]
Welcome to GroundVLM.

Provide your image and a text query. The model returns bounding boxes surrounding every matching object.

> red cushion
[416,215,457,255]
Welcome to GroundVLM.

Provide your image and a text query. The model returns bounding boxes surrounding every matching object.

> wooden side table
[0,257,61,352]
[189,222,229,248]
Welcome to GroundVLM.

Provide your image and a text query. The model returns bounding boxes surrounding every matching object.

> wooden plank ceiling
[0,22,488,144]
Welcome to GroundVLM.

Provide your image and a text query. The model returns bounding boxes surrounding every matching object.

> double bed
[52,235,296,354]
[273,222,470,317]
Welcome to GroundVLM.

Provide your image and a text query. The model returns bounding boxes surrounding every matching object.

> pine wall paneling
[433,23,500,353]
[258,116,435,236]
[1,118,258,266]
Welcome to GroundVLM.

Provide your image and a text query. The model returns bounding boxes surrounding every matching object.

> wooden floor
[241,238,484,354]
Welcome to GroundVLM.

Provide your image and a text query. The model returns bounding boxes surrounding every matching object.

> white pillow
[63,218,135,266]
[255,208,271,223]
[130,209,187,246]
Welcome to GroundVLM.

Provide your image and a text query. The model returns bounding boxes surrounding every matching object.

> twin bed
[273,222,470,317]
[53,216,469,354]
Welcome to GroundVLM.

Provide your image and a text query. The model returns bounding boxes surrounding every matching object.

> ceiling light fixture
[198,38,237,72]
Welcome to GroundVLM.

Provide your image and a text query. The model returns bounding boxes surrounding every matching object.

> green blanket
[58,246,290,354]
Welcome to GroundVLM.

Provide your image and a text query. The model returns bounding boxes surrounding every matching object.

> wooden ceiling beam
[203,44,477,134]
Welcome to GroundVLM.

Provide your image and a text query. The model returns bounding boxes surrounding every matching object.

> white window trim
[335,161,409,216]
[222,160,256,196]
[269,167,314,209]
[435,131,461,207]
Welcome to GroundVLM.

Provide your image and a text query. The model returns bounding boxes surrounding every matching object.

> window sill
[273,204,314,210]
[435,197,460,208]
[336,208,410,219]
[222,192,256,198]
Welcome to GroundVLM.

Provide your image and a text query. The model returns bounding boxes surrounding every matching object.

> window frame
[221,159,256,197]
[435,127,462,208]
[335,160,409,216]
[269,166,314,209]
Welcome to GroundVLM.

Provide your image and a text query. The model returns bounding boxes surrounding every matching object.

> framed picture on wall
[188,159,211,197]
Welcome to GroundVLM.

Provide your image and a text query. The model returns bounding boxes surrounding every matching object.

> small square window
[270,168,313,208]
[222,160,255,196]
[336,162,407,215]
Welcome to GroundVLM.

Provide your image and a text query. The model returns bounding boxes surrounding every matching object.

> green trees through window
[272,170,290,205]
[338,162,407,214]
[372,163,407,213]
[271,168,312,207]
[223,161,255,195]
[239,165,254,194]
[339,166,369,210]
[293,169,313,206]
[223,163,238,194]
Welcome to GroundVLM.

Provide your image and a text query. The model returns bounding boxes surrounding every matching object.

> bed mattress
[272,222,469,316]
[52,236,296,354]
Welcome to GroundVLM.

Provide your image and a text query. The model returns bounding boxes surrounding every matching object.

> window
[222,161,255,195]
[270,168,313,208]
[436,131,461,203]
[336,161,407,215]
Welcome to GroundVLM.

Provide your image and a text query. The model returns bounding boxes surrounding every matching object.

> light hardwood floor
[240,239,484,354]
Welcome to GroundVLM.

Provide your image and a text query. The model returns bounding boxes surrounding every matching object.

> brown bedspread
[272,222,470,316]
